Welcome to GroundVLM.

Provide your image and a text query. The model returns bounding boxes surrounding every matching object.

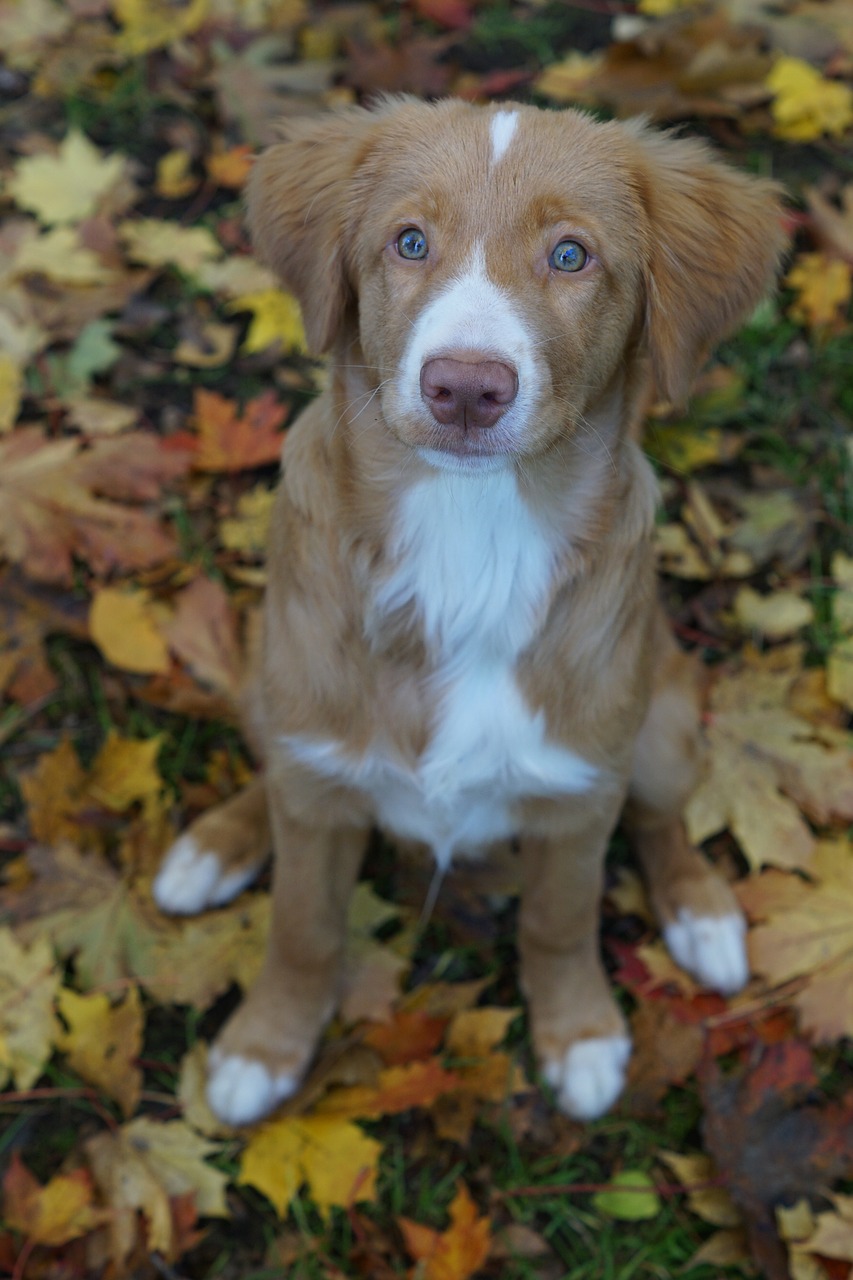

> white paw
[206,1051,298,1127]
[152,835,257,915]
[543,1035,631,1121]
[663,909,748,996]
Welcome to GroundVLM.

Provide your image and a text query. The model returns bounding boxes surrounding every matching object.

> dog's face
[248,99,784,468]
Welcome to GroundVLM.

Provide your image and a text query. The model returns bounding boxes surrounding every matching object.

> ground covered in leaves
[0,1,852,1278]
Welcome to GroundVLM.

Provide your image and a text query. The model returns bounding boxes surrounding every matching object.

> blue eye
[550,240,588,272]
[397,227,428,260]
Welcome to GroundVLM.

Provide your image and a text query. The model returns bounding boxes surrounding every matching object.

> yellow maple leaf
[8,130,127,226]
[786,253,852,328]
[112,0,209,56]
[86,730,164,815]
[219,484,275,556]
[3,1156,103,1247]
[239,1112,381,1217]
[400,1183,492,1280]
[119,219,222,272]
[13,226,116,285]
[155,149,199,200]
[0,928,62,1090]
[766,56,853,141]
[533,51,602,103]
[56,986,143,1117]
[229,288,306,355]
[0,353,22,433]
[89,587,171,676]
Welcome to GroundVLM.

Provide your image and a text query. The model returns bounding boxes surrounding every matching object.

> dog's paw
[663,908,748,996]
[153,835,257,915]
[543,1034,631,1120]
[206,1050,299,1127]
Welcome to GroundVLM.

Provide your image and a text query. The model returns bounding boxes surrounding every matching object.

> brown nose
[420,358,518,429]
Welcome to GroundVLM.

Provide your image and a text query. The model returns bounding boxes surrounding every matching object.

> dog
[153,97,785,1128]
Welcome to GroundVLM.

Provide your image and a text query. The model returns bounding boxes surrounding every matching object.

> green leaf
[592,1171,662,1221]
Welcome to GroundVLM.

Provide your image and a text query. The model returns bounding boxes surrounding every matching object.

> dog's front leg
[206,772,368,1127]
[519,802,629,1121]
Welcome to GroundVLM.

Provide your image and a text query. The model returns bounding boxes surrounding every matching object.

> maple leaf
[13,225,117,285]
[733,587,814,641]
[239,1112,382,1217]
[8,130,127,226]
[113,0,209,56]
[86,1119,226,1264]
[0,428,187,585]
[0,928,61,1090]
[766,56,853,141]
[3,1156,103,1247]
[228,288,306,354]
[155,150,198,200]
[119,219,221,272]
[786,253,853,328]
[89,587,171,676]
[686,659,853,871]
[739,838,853,1041]
[363,1009,449,1066]
[191,387,289,472]
[206,144,254,189]
[400,1183,492,1280]
[56,985,143,1116]
[319,1059,463,1120]
[163,576,242,698]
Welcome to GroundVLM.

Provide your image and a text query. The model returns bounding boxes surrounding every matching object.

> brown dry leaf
[191,387,289,472]
[164,576,242,699]
[625,1002,703,1111]
[89,586,171,675]
[3,1155,103,1248]
[86,1118,226,1265]
[400,1183,492,1280]
[56,985,143,1116]
[686,661,853,870]
[239,1111,381,1217]
[657,1150,742,1226]
[740,837,853,1041]
[0,928,62,1090]
[0,427,187,585]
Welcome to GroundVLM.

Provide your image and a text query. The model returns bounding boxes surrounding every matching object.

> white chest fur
[283,465,597,867]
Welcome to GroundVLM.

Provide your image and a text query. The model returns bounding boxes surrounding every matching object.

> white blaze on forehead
[490,110,519,166]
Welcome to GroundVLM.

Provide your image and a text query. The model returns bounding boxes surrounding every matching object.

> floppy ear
[629,126,787,405]
[246,107,379,354]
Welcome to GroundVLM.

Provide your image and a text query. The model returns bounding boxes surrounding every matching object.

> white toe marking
[544,1035,631,1121]
[206,1051,298,1127]
[663,909,748,996]
[152,835,257,915]
[490,109,519,166]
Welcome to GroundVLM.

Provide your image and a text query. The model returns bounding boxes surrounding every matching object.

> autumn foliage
[0,0,852,1278]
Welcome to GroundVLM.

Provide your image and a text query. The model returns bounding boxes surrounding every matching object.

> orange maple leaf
[400,1183,492,1280]
[191,388,288,472]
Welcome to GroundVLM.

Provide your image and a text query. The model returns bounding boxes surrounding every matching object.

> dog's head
[248,98,785,468]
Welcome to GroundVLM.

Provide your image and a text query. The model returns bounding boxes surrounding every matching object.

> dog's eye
[397,228,428,260]
[550,240,588,272]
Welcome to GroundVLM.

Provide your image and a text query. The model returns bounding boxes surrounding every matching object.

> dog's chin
[409,423,523,474]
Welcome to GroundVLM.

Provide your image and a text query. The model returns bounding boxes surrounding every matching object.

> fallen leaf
[740,837,853,1040]
[592,1171,662,1221]
[239,1112,381,1217]
[219,484,275,557]
[8,130,127,225]
[119,219,222,272]
[13,225,117,284]
[56,985,143,1116]
[3,1156,102,1247]
[0,428,187,585]
[206,144,253,189]
[113,0,209,56]
[229,288,307,354]
[89,586,171,675]
[0,353,22,433]
[363,1009,449,1066]
[657,1150,742,1226]
[786,253,853,328]
[766,56,853,140]
[191,387,288,471]
[0,928,61,1090]
[164,576,242,698]
[625,1002,704,1110]
[734,586,814,640]
[400,1183,492,1280]
[155,149,198,200]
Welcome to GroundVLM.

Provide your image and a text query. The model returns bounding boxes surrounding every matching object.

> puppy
[154,97,785,1128]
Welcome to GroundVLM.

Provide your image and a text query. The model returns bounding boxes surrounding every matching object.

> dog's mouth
[416,421,521,469]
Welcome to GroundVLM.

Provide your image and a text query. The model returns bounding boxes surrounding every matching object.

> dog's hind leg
[624,614,748,996]
[153,777,271,915]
